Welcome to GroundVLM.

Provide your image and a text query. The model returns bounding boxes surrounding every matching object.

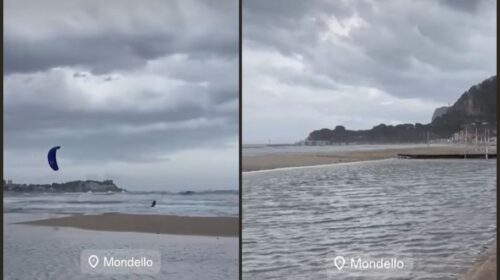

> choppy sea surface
[4,190,238,217]
[4,189,238,280]
[243,159,496,279]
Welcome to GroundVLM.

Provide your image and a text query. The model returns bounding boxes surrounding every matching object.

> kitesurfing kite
[47,146,61,171]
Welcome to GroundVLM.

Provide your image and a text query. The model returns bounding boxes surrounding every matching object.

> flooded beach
[243,159,496,279]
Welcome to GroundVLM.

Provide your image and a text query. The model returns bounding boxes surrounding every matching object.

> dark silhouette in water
[151,200,156,207]
[179,191,195,195]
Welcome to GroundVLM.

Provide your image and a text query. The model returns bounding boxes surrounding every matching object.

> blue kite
[47,146,61,171]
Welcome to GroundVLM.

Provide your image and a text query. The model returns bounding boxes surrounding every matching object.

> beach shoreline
[243,145,496,172]
[18,213,239,237]
[5,215,238,279]
[461,239,497,280]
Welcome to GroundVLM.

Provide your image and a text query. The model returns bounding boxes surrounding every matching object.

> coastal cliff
[306,75,497,144]
[431,106,449,122]
[3,180,125,193]
[431,75,497,137]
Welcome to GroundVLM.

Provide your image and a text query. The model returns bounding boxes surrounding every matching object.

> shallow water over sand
[243,159,496,279]
[4,214,238,280]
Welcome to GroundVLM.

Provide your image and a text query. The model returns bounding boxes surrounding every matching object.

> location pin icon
[88,255,99,268]
[334,256,345,270]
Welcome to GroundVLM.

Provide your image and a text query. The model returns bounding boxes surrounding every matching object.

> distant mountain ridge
[306,75,497,143]
[3,180,125,193]
[452,75,496,118]
[431,75,497,137]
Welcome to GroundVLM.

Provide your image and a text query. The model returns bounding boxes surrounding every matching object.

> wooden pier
[398,153,497,159]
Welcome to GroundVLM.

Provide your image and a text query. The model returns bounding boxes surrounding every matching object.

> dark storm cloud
[244,0,495,102]
[4,60,238,164]
[243,0,495,143]
[4,0,238,188]
[4,0,238,74]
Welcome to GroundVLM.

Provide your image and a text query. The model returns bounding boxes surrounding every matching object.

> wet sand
[6,213,238,280]
[18,213,239,237]
[243,145,494,172]
[461,240,497,280]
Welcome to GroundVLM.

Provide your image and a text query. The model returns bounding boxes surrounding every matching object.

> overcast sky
[4,0,238,191]
[243,0,496,144]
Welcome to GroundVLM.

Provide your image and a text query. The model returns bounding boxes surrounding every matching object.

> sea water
[3,189,238,280]
[4,190,238,217]
[243,159,496,279]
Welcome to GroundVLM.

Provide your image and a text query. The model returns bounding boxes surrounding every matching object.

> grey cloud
[244,0,495,103]
[439,0,486,13]
[6,119,236,164]
[4,64,237,164]
[4,0,238,75]
[4,0,238,188]
[243,0,495,143]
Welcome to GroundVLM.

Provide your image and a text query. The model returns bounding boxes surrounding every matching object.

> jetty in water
[398,153,497,159]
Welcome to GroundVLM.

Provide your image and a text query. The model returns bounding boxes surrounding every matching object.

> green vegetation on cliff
[307,76,497,143]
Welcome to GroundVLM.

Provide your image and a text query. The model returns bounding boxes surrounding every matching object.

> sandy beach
[461,240,497,280]
[243,145,495,172]
[18,213,239,237]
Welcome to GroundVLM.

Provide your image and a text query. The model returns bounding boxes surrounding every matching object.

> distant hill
[3,180,125,193]
[431,75,496,137]
[431,106,449,122]
[306,76,497,143]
